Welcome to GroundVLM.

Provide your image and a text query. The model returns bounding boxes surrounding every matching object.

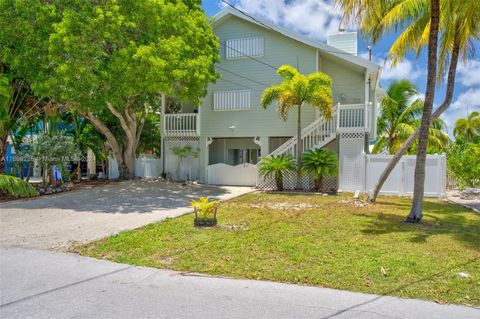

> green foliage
[171,145,198,181]
[373,80,449,155]
[260,65,333,121]
[453,111,480,142]
[301,149,338,191]
[137,113,161,156]
[32,131,80,183]
[447,138,480,189]
[190,196,219,220]
[43,0,219,111]
[258,155,296,191]
[0,174,38,198]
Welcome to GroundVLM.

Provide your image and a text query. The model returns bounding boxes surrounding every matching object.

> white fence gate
[364,154,446,197]
[207,163,257,186]
[108,155,162,179]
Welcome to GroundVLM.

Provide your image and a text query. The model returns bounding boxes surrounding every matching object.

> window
[225,37,264,59]
[213,90,251,111]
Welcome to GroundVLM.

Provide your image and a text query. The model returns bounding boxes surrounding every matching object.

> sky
[201,0,480,137]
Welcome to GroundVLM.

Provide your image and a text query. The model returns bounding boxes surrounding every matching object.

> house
[160,7,381,191]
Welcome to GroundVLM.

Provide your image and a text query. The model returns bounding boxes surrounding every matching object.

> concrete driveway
[1,248,478,319]
[0,180,253,250]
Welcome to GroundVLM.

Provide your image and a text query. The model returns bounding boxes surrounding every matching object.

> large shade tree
[0,0,219,179]
[337,0,480,221]
[260,65,333,189]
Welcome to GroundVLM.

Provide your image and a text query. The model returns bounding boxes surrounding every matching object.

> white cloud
[456,59,480,87]
[380,59,422,82]
[441,88,480,136]
[359,52,423,83]
[224,0,342,40]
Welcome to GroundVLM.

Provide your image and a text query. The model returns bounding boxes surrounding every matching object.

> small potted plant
[191,196,219,227]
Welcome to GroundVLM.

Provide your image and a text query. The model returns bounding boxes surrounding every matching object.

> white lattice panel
[257,169,337,192]
[338,132,365,192]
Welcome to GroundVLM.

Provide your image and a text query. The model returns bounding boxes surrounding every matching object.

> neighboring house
[160,7,381,191]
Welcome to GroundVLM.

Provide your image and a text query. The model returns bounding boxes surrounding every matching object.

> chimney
[327,31,358,56]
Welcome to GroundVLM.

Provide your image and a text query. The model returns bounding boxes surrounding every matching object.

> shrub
[0,174,39,198]
[446,138,480,189]
[302,149,338,192]
[258,154,296,191]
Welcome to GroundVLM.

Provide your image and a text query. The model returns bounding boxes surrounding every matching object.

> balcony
[163,113,200,137]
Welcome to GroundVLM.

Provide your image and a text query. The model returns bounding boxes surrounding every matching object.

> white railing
[337,103,370,132]
[163,113,199,136]
[269,108,337,157]
[268,103,370,158]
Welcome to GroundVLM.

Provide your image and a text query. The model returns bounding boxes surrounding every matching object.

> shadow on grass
[360,200,480,250]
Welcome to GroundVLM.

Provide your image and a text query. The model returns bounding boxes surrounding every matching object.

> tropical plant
[337,0,480,221]
[446,138,480,189]
[0,174,38,198]
[32,131,80,185]
[373,80,449,155]
[301,149,338,192]
[0,0,219,179]
[258,154,296,191]
[260,65,333,189]
[190,196,219,220]
[171,145,193,181]
[453,112,480,142]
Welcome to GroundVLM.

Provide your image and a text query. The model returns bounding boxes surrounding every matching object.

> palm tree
[260,65,333,189]
[453,112,480,142]
[258,154,296,191]
[301,149,338,192]
[337,0,479,221]
[373,80,449,155]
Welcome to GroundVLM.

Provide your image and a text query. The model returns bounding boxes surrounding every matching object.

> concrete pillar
[199,136,208,183]
[259,136,269,158]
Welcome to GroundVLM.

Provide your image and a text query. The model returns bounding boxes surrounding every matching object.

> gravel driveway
[0,180,253,250]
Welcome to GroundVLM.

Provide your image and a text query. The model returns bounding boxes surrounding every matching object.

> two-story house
[160,7,381,191]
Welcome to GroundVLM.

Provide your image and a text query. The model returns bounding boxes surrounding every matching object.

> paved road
[1,248,478,319]
[0,181,253,250]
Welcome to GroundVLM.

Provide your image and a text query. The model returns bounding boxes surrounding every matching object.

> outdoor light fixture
[228,125,236,130]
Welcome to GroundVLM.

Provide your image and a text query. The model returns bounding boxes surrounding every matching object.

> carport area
[0,180,253,250]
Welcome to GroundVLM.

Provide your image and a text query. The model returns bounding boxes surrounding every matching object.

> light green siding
[319,54,366,104]
[200,15,318,138]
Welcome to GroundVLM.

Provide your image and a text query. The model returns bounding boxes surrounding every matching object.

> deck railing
[268,103,371,158]
[163,113,199,136]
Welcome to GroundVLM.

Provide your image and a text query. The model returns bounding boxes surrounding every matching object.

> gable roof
[213,7,380,73]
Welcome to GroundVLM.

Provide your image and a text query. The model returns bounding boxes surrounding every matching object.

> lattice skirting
[164,136,199,142]
[257,171,337,192]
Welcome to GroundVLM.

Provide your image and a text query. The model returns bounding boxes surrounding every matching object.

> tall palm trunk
[296,103,302,190]
[406,0,440,223]
[369,20,461,203]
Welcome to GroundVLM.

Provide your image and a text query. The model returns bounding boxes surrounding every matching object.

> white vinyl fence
[207,163,257,186]
[108,155,161,179]
[364,154,446,197]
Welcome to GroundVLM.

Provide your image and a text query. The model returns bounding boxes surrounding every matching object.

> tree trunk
[406,0,440,223]
[296,104,303,190]
[85,103,145,180]
[275,171,283,191]
[369,20,461,203]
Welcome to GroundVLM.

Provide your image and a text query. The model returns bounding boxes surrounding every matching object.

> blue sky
[202,0,480,136]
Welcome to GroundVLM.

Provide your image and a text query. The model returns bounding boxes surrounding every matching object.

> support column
[259,136,269,158]
[199,136,209,183]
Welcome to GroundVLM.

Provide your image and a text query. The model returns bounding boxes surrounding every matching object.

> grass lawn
[78,193,480,306]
